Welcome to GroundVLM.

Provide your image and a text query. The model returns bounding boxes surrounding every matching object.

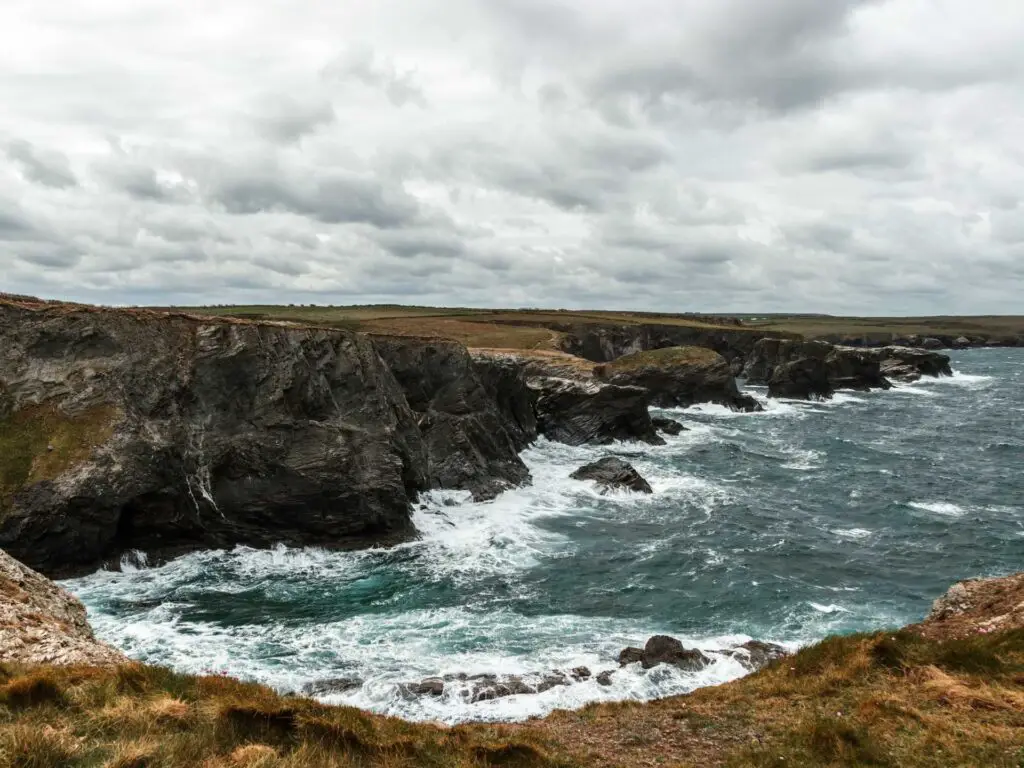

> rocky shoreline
[0,296,954,577]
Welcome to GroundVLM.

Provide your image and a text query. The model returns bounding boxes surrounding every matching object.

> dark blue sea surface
[63,348,1024,722]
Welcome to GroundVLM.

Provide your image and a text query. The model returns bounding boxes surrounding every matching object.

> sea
[62,348,1024,724]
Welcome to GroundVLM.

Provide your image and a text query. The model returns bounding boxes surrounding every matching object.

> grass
[0,629,1022,767]
[745,315,1024,343]
[0,404,118,513]
[601,346,722,373]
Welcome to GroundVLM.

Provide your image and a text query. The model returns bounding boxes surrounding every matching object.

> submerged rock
[652,417,686,435]
[597,347,763,412]
[725,640,789,671]
[571,457,653,494]
[301,677,364,697]
[596,670,615,686]
[0,549,126,666]
[401,677,446,697]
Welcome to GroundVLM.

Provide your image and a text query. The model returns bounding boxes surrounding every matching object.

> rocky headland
[0,297,961,577]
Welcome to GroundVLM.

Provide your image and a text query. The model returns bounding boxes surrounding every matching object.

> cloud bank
[2,0,1023,313]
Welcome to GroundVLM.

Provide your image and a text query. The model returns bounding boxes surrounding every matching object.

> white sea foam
[832,528,872,540]
[809,602,851,614]
[908,501,966,517]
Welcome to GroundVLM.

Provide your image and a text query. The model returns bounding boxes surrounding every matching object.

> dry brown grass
[0,629,1022,767]
[601,346,722,373]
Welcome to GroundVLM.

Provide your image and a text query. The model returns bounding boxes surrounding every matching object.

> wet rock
[596,670,615,686]
[726,641,789,671]
[953,336,971,348]
[530,377,664,447]
[859,346,952,382]
[745,339,892,400]
[402,677,445,697]
[597,347,763,412]
[652,417,686,435]
[618,647,645,666]
[570,457,653,494]
[373,337,533,500]
[641,635,712,672]
[570,666,592,681]
[301,677,364,697]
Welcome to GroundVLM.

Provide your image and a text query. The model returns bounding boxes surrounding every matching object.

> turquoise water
[63,348,1024,723]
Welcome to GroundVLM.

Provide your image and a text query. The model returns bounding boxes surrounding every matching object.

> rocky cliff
[547,321,798,374]
[0,548,125,665]
[742,338,950,399]
[596,347,762,412]
[0,300,531,577]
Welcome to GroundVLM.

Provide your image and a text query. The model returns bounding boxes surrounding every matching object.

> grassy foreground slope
[3,617,1024,766]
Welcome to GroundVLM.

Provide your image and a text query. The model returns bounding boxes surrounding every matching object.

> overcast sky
[2,0,1023,313]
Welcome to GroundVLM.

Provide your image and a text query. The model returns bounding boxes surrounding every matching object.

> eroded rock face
[0,549,126,666]
[531,378,664,446]
[652,417,686,435]
[914,572,1024,641]
[597,347,763,412]
[0,301,528,576]
[471,349,663,447]
[372,337,532,500]
[744,339,892,399]
[570,457,653,494]
[861,346,953,382]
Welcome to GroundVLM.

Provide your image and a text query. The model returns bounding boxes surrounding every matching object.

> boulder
[920,337,944,350]
[726,640,789,671]
[641,635,711,672]
[953,336,971,348]
[652,417,686,435]
[401,677,445,697]
[570,457,653,494]
[597,347,762,412]
[0,549,127,666]
[618,636,711,672]
[530,377,664,447]
[618,647,645,666]
[301,677,364,697]
[596,670,615,686]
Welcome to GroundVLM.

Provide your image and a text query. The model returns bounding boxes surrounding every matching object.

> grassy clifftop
[2,618,1023,766]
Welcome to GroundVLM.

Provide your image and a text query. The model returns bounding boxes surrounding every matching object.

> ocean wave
[907,501,966,517]
[832,528,872,540]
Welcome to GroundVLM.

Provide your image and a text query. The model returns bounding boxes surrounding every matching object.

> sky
[2,0,1023,314]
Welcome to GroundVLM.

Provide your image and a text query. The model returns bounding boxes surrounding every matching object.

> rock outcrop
[859,346,953,382]
[0,549,126,665]
[0,300,534,577]
[471,350,663,447]
[372,337,532,500]
[531,378,664,446]
[619,636,711,672]
[652,417,686,435]
[911,572,1024,641]
[743,339,891,399]
[597,347,763,412]
[570,457,653,494]
[547,321,798,375]
[744,339,952,398]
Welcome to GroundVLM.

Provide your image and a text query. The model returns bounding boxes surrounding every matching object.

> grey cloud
[6,140,78,188]
[206,166,422,228]
[95,156,189,202]
[249,94,336,143]
[324,47,427,107]
[0,207,41,241]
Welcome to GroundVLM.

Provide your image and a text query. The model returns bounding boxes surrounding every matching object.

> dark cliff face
[554,323,797,374]
[371,337,533,500]
[0,304,437,577]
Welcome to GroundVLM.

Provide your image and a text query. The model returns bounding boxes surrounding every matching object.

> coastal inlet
[64,349,1024,723]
